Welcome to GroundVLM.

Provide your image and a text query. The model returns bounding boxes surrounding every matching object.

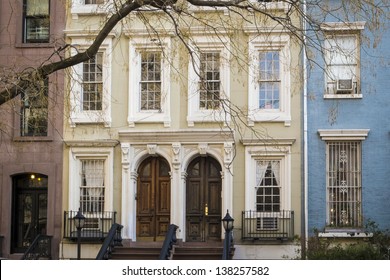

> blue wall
[307,2,390,233]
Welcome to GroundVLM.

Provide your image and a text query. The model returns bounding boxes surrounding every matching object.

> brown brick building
[0,0,66,259]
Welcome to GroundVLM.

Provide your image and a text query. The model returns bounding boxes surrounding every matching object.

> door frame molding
[120,129,234,242]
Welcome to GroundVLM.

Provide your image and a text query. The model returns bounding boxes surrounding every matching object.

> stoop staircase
[110,242,234,260]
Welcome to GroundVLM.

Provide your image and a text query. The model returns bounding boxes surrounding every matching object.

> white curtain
[256,161,268,186]
[271,161,280,186]
[84,160,104,198]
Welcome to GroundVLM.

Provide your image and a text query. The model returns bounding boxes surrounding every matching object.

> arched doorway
[11,173,48,253]
[136,156,171,241]
[186,156,222,242]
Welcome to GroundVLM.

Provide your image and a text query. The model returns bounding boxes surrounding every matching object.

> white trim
[244,142,292,212]
[127,35,171,127]
[187,34,231,126]
[318,129,370,141]
[68,146,114,212]
[323,25,364,99]
[70,0,111,19]
[320,21,366,31]
[67,34,114,127]
[247,34,291,126]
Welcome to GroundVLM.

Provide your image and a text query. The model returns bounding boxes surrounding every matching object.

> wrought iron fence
[63,211,116,241]
[241,210,294,242]
[22,235,52,260]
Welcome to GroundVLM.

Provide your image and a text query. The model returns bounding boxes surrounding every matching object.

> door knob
[205,204,208,216]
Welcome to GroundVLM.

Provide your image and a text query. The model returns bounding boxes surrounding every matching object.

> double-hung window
[68,34,113,127]
[187,35,230,126]
[199,52,221,110]
[247,34,291,126]
[80,159,105,213]
[256,160,281,212]
[259,52,280,110]
[20,80,48,136]
[82,53,103,111]
[23,0,50,43]
[128,35,171,127]
[243,140,293,234]
[322,22,365,98]
[140,52,161,111]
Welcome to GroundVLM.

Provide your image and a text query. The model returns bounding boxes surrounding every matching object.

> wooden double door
[137,157,171,241]
[186,156,222,242]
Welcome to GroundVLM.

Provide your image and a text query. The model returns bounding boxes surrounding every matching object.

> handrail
[21,234,52,260]
[159,224,179,260]
[96,223,123,260]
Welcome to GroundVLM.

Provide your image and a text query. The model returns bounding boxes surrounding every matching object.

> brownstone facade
[0,0,65,259]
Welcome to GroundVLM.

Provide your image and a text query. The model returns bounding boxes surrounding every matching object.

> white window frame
[128,35,171,127]
[247,33,291,126]
[244,141,292,212]
[68,146,114,212]
[68,33,113,127]
[187,35,230,126]
[322,22,365,99]
[70,0,111,19]
[318,129,369,230]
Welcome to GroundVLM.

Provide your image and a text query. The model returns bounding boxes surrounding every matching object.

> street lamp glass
[222,210,234,231]
[74,209,85,229]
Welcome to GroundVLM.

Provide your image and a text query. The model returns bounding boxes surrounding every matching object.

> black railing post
[159,224,178,260]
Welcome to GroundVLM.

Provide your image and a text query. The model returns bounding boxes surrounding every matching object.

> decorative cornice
[64,139,119,147]
[318,129,370,141]
[241,138,296,146]
[118,129,234,144]
[321,21,366,31]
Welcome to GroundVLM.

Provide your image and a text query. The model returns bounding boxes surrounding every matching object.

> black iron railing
[96,223,123,260]
[21,234,52,260]
[242,210,294,242]
[63,211,117,241]
[159,224,179,260]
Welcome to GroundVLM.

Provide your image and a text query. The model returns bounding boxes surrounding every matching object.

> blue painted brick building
[306,1,390,235]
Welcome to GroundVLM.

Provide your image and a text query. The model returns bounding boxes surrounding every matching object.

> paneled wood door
[186,156,222,242]
[137,157,171,241]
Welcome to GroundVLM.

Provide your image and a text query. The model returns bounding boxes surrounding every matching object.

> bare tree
[1,0,388,106]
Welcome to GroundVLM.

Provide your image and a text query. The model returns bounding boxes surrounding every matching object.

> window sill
[319,229,372,238]
[13,136,53,142]
[248,113,291,127]
[324,94,362,99]
[15,43,53,48]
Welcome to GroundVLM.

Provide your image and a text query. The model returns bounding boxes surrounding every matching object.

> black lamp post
[222,210,234,260]
[74,208,85,260]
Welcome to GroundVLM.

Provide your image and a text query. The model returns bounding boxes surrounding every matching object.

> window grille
[140,52,161,110]
[259,52,280,109]
[80,159,105,213]
[199,52,220,110]
[256,217,278,230]
[327,141,362,227]
[256,160,281,212]
[82,53,103,111]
